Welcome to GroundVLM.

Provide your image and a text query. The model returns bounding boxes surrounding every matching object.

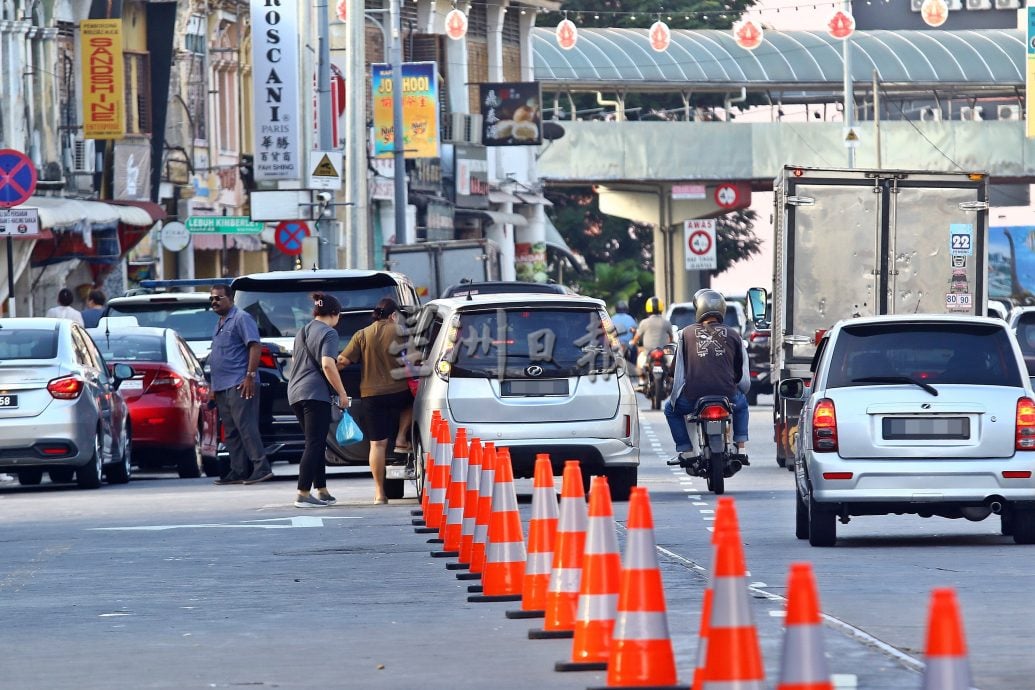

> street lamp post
[843,0,855,168]
[315,0,336,268]
[389,0,408,245]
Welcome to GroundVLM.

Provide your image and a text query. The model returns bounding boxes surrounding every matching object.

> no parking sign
[274,220,310,256]
[685,219,717,271]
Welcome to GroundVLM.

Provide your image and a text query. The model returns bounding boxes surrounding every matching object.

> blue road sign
[274,220,309,256]
[0,149,37,208]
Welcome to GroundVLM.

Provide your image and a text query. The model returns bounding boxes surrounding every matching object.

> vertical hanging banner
[371,62,440,159]
[251,0,302,180]
[1028,7,1035,139]
[80,19,126,139]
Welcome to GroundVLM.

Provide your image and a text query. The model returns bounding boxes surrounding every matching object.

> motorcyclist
[630,296,674,391]
[610,300,638,363]
[664,289,750,462]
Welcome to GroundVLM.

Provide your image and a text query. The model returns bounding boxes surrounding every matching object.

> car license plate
[882,417,969,440]
[120,379,144,392]
[652,366,664,375]
[501,379,568,396]
[0,394,18,407]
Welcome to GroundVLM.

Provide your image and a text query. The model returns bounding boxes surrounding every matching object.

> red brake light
[812,398,838,452]
[700,404,730,420]
[148,368,184,392]
[259,346,277,369]
[823,471,853,480]
[812,329,827,346]
[1003,471,1032,479]
[48,375,84,400]
[1016,397,1035,451]
[650,349,665,363]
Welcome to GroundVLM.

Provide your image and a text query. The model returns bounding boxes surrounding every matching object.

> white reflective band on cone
[558,497,588,531]
[623,530,659,568]
[451,456,467,482]
[576,593,618,621]
[447,506,464,523]
[584,516,619,555]
[430,487,447,503]
[922,659,971,690]
[548,567,582,593]
[461,517,476,536]
[701,681,761,690]
[487,540,526,563]
[779,626,830,684]
[491,485,519,512]
[612,611,671,641]
[526,552,553,575]
[710,576,755,627]
[478,469,495,499]
[531,487,558,518]
[474,524,488,543]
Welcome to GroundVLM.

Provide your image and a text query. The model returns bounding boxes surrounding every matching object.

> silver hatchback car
[410,294,639,500]
[0,318,134,488]
[784,314,1035,545]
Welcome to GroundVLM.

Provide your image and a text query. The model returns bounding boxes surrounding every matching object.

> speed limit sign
[684,219,717,270]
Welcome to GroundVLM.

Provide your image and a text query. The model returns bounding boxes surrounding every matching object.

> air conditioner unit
[920,107,942,121]
[72,137,96,174]
[966,0,992,9]
[447,112,483,144]
[998,104,1022,120]
[945,0,964,8]
[910,0,924,10]
[960,106,984,121]
[994,0,1022,8]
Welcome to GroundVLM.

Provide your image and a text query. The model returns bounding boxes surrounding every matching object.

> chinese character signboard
[81,20,126,139]
[372,62,440,159]
[479,82,542,147]
[453,144,488,209]
[250,0,301,180]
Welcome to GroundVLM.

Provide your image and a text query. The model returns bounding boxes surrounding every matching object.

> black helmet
[693,289,726,323]
[616,300,629,313]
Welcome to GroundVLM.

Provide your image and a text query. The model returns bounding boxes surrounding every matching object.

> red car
[88,326,218,478]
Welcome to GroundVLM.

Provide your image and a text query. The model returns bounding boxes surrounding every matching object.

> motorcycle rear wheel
[705,450,725,495]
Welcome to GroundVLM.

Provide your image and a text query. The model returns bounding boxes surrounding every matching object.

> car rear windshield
[235,287,399,340]
[669,305,741,332]
[92,334,166,362]
[106,302,217,341]
[0,329,57,360]
[450,307,616,378]
[827,322,1023,388]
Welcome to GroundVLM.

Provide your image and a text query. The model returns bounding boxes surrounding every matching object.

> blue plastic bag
[335,409,364,446]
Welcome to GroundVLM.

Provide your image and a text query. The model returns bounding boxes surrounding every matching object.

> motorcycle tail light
[699,404,730,421]
[812,398,838,452]
[48,375,84,400]
[1016,397,1035,451]
[650,349,665,363]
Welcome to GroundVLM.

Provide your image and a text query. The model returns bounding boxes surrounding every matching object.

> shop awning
[107,199,167,227]
[515,191,553,206]
[75,200,121,229]
[455,209,528,226]
[488,190,523,204]
[191,233,265,251]
[19,196,88,230]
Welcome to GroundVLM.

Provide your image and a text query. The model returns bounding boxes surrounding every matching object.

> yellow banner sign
[81,19,126,139]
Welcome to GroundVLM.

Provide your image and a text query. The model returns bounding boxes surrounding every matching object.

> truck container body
[383,239,500,302]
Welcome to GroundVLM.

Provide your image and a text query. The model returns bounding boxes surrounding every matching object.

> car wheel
[202,456,221,478]
[808,494,836,547]
[413,430,426,501]
[177,426,203,479]
[605,466,637,502]
[747,390,759,406]
[76,432,104,489]
[795,484,809,540]
[384,478,405,500]
[49,468,75,484]
[18,468,43,485]
[1012,509,1035,544]
[1001,511,1015,537]
[105,425,132,485]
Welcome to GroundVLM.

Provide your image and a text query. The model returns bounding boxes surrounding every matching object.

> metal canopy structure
[532,28,1024,99]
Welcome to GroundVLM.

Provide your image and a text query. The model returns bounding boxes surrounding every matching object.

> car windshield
[0,328,57,360]
[106,302,217,341]
[827,322,1023,388]
[235,287,398,339]
[669,305,741,331]
[450,307,616,378]
[91,334,166,362]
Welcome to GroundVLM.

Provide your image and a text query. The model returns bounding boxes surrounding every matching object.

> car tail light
[624,414,631,437]
[148,368,184,392]
[748,330,768,342]
[699,404,730,421]
[823,471,853,480]
[259,346,277,369]
[1016,397,1035,451]
[812,398,838,452]
[36,442,73,456]
[48,375,84,400]
[435,317,462,381]
[1003,470,1032,479]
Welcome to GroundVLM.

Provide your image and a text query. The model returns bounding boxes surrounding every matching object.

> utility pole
[316,0,337,268]
[345,0,369,267]
[389,0,408,244]
[843,0,855,168]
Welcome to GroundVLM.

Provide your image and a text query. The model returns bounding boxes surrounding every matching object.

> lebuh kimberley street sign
[186,216,264,234]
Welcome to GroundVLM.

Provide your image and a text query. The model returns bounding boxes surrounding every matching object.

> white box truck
[747,166,990,468]
[383,239,501,302]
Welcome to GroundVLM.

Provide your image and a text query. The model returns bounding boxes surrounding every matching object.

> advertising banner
[251,0,301,180]
[372,62,440,159]
[81,19,126,139]
[453,144,488,209]
[479,82,542,147]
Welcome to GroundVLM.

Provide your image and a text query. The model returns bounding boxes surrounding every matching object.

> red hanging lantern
[649,20,671,53]
[445,8,468,41]
[827,9,855,39]
[335,0,346,22]
[733,19,763,51]
[921,0,948,27]
[556,18,578,50]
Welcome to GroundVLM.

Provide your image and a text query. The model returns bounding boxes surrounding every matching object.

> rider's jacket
[670,323,744,405]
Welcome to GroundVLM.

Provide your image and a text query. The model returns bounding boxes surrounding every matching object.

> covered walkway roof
[532,28,1024,98]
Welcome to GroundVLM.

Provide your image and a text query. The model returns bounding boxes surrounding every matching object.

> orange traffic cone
[457,437,483,567]
[702,529,764,690]
[423,416,449,536]
[604,486,680,688]
[507,453,557,619]
[692,588,714,690]
[921,588,971,690]
[461,441,496,582]
[412,410,442,521]
[529,460,587,640]
[712,496,739,543]
[468,447,525,603]
[434,426,468,557]
[556,475,621,672]
[777,563,832,690]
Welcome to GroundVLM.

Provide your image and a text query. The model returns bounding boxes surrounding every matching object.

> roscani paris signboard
[250,0,301,181]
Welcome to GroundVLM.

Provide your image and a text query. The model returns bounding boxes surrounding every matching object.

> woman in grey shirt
[286,293,350,508]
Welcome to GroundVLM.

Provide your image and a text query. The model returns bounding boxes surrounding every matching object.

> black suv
[227,269,420,491]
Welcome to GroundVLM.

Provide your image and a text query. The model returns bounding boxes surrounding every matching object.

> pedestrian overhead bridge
[531,27,1033,184]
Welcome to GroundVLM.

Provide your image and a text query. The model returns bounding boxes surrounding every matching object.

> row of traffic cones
[410,411,974,689]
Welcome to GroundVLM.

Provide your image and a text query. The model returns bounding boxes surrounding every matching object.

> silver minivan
[410,293,639,500]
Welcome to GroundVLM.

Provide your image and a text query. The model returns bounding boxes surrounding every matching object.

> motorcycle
[666,395,748,495]
[644,346,672,410]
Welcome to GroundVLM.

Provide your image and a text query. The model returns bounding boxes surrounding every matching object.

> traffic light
[239,154,255,191]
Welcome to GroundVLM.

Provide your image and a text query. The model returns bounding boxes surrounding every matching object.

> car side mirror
[747,287,770,330]
[778,378,807,401]
[112,363,135,389]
